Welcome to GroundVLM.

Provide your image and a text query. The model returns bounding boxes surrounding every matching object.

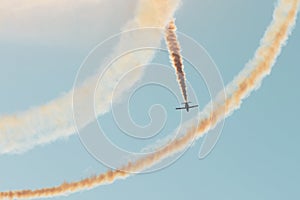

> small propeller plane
[176,102,198,112]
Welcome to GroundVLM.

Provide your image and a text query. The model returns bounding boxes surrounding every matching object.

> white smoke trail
[0,0,181,154]
[0,0,298,199]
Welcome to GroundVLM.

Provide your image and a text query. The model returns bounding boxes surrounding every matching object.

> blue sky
[0,0,300,199]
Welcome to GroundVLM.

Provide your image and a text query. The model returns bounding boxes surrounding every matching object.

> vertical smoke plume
[0,0,181,154]
[0,0,298,199]
[165,20,188,102]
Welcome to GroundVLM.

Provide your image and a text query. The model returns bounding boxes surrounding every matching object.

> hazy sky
[0,0,299,199]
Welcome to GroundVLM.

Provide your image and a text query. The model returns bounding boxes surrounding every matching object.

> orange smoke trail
[165,20,188,102]
[0,0,299,199]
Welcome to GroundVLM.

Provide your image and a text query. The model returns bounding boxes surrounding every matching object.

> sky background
[0,0,300,199]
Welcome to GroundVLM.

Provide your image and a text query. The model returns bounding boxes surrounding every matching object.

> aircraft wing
[176,107,186,110]
[189,105,198,108]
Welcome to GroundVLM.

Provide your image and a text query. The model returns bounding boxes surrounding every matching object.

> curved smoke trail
[0,0,181,154]
[0,0,298,199]
[165,20,188,102]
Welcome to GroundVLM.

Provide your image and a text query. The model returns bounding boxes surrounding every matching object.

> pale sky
[0,0,299,199]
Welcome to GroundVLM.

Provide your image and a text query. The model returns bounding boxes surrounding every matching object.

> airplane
[176,101,198,112]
